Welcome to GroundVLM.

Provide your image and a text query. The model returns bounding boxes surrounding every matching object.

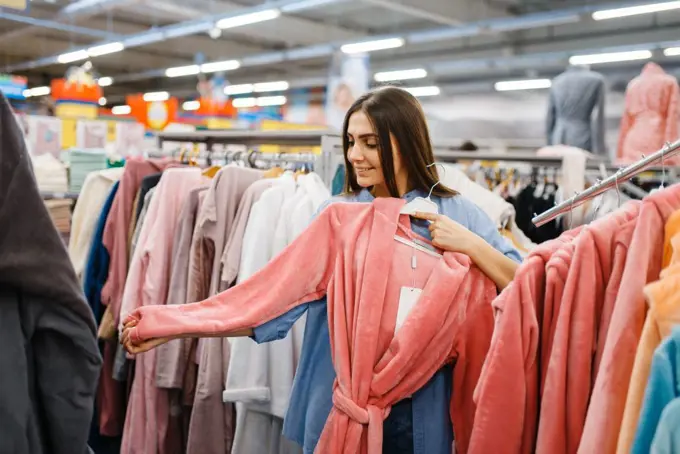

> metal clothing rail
[157,130,340,149]
[40,191,79,200]
[532,139,680,227]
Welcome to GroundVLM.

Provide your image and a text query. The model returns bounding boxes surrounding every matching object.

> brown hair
[342,86,457,198]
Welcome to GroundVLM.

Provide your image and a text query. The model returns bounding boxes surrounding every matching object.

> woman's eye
[366,142,378,149]
[347,140,355,147]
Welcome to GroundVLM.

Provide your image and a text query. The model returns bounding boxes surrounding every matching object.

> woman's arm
[122,321,253,354]
[461,234,519,290]
[413,211,519,290]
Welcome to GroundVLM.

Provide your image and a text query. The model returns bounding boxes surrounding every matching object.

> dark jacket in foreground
[0,92,102,454]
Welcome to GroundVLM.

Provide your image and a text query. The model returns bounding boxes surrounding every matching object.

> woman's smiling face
[346,110,405,194]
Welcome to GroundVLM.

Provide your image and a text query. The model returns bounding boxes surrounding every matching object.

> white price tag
[395,287,422,335]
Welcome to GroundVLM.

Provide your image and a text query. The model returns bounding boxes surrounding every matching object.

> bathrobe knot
[332,384,391,451]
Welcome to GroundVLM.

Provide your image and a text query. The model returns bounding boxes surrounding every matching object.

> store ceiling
[5,0,680,104]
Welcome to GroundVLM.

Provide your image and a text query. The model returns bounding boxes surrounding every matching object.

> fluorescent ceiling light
[57,49,89,64]
[341,37,404,54]
[111,105,131,115]
[374,68,427,82]
[569,49,652,65]
[217,9,281,30]
[281,0,339,13]
[182,100,200,111]
[23,86,51,97]
[98,97,107,106]
[143,91,170,102]
[200,60,240,73]
[494,78,552,91]
[88,42,124,57]
[97,77,113,87]
[403,86,440,97]
[592,1,680,20]
[232,97,257,108]
[253,81,289,92]
[256,95,287,106]
[165,65,200,78]
[664,47,680,56]
[225,84,255,95]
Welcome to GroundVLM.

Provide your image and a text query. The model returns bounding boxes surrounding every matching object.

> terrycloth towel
[125,198,498,454]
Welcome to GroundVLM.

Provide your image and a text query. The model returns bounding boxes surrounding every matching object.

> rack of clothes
[74,131,334,454]
[464,136,680,454]
[533,139,680,226]
[433,146,679,247]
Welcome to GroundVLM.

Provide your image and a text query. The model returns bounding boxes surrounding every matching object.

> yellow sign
[0,0,28,11]
[259,120,324,154]
[107,121,117,143]
[61,119,77,149]
[55,102,98,120]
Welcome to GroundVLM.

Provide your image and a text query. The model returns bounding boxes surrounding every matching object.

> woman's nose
[348,144,363,162]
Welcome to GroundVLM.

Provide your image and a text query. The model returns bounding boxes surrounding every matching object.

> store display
[26,115,62,158]
[617,63,680,165]
[547,65,606,156]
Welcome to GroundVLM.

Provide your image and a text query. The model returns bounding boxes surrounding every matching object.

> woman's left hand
[412,211,481,255]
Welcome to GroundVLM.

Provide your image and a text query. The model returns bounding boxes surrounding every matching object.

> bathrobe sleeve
[251,197,335,343]
[125,202,344,343]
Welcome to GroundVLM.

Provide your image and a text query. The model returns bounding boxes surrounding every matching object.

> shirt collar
[357,187,429,202]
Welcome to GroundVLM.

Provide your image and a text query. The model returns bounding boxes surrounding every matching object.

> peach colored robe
[124,198,498,454]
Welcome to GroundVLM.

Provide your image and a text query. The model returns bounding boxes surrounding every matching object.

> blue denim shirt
[252,189,522,454]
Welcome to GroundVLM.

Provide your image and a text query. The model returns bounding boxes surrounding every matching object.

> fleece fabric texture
[468,231,580,454]
[536,202,640,454]
[0,92,101,454]
[125,198,499,454]
[252,188,521,454]
[617,211,680,454]
[578,183,680,454]
[631,327,680,454]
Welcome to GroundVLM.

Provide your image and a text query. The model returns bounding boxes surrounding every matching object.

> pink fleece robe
[617,62,680,164]
[124,198,498,454]
[578,183,680,454]
[536,202,640,454]
[468,234,578,454]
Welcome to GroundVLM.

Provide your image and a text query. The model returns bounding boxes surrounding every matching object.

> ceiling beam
[0,0,135,44]
[358,0,464,26]
[2,0,355,72]
[0,10,114,38]
[76,0,658,84]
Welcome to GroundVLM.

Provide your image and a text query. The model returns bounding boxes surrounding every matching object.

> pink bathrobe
[617,62,680,164]
[578,183,680,454]
[125,198,498,454]
[536,202,639,454]
[467,233,578,454]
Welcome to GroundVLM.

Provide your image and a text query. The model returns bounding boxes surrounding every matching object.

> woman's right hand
[121,319,172,355]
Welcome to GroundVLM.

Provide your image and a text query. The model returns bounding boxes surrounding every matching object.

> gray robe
[547,66,606,156]
[0,92,101,454]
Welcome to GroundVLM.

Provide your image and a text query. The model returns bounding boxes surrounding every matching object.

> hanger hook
[614,168,622,208]
[661,142,670,189]
[568,191,578,230]
[426,162,445,199]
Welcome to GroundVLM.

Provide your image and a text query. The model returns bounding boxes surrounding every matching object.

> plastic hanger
[399,163,440,216]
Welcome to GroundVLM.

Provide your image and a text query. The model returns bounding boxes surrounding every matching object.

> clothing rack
[156,130,343,186]
[532,139,680,227]
[40,191,79,200]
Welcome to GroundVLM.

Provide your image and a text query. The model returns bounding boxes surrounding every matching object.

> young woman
[123,86,520,454]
